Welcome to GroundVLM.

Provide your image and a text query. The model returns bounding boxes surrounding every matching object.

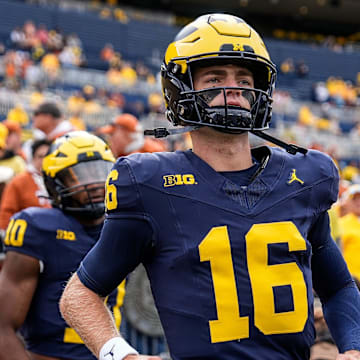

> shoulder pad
[3,207,61,260]
[106,152,182,215]
[15,207,66,231]
[273,148,339,211]
[105,156,146,214]
[121,152,163,183]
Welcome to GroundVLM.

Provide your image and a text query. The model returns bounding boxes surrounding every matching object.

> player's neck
[191,128,253,172]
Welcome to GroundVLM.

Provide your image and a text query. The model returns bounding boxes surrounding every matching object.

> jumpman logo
[104,344,116,360]
[287,169,304,185]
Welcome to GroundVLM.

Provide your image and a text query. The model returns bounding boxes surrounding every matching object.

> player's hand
[336,350,360,359]
[123,355,162,360]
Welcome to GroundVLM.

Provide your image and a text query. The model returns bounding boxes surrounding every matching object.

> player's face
[63,170,105,206]
[193,64,255,110]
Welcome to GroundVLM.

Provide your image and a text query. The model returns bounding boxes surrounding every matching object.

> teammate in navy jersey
[0,131,125,360]
[60,14,360,360]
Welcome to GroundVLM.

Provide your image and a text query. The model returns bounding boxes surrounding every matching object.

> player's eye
[206,76,220,84]
[238,79,251,86]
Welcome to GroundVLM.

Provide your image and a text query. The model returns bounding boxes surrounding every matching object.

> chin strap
[144,126,200,138]
[251,130,308,155]
[144,126,307,155]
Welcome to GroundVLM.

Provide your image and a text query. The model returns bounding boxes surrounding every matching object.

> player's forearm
[59,273,120,357]
[0,330,31,360]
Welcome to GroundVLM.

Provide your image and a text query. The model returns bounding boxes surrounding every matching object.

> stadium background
[0,0,359,357]
[0,0,359,165]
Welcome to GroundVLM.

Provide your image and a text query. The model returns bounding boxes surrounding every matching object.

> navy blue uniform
[78,146,341,360]
[4,207,124,360]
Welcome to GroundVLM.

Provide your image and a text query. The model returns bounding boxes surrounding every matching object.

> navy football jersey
[80,146,339,360]
[4,207,125,360]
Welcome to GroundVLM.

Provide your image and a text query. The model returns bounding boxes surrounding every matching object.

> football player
[0,131,125,360]
[60,14,360,360]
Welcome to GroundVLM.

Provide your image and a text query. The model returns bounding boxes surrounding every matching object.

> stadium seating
[1,0,358,100]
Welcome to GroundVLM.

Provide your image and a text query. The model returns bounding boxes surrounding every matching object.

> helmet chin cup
[205,106,253,131]
[175,85,269,132]
[63,202,106,220]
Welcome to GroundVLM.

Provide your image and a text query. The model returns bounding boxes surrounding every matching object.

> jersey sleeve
[77,217,153,297]
[78,157,155,296]
[3,210,47,263]
[310,211,353,301]
[310,213,360,353]
[105,157,145,217]
[311,152,339,214]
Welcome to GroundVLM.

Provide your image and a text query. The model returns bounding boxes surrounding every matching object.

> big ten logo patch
[56,229,76,241]
[163,174,197,187]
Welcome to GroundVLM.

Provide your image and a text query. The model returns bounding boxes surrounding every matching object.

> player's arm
[61,157,163,359]
[60,216,161,360]
[60,274,161,360]
[310,211,360,358]
[0,251,40,360]
[60,273,127,357]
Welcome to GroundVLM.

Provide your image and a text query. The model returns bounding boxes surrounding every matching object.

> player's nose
[87,183,105,198]
[224,75,241,89]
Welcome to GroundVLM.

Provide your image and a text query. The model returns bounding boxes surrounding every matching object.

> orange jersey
[0,171,51,229]
[139,138,167,153]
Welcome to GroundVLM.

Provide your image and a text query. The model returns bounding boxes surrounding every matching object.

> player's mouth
[227,101,243,107]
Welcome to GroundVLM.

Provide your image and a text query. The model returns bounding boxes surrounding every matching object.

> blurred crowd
[273,29,360,54]
[1,19,157,92]
[3,20,85,90]
[280,57,310,78]
[274,61,360,148]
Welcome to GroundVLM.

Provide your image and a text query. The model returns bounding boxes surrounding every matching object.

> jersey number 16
[199,222,308,343]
